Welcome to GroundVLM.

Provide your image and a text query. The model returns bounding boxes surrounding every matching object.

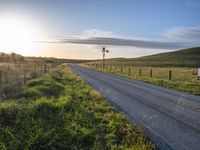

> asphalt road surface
[69,64,200,150]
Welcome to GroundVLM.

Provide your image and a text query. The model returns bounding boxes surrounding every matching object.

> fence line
[90,64,199,81]
[0,63,54,100]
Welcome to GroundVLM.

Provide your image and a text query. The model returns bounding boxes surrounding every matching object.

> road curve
[69,64,200,150]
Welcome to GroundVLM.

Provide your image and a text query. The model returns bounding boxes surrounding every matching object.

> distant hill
[89,47,200,67]
[0,52,92,64]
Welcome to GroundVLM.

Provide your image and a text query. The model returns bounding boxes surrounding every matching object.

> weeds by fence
[0,62,56,100]
[91,64,199,81]
[88,64,200,95]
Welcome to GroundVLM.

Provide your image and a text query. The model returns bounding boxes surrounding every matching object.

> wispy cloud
[185,0,200,8]
[39,28,200,50]
[164,26,200,42]
[58,37,186,49]
[81,29,119,38]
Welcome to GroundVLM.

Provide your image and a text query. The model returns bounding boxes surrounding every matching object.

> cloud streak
[39,27,200,50]
[58,37,187,49]
[185,0,200,8]
[164,26,200,42]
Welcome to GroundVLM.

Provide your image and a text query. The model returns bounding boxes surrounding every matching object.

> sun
[0,15,44,54]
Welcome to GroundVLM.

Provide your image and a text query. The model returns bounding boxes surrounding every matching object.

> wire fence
[0,62,57,100]
[89,64,199,81]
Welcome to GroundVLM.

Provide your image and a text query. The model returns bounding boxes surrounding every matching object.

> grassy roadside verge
[88,66,200,96]
[0,64,154,149]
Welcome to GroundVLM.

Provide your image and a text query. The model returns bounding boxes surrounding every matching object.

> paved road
[69,64,200,150]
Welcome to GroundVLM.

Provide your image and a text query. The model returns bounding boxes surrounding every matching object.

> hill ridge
[91,47,200,67]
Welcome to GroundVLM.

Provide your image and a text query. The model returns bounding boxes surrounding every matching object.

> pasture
[88,64,200,95]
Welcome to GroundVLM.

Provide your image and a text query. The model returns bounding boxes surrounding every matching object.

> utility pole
[102,47,109,69]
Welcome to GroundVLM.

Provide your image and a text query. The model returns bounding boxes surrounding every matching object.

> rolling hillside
[89,47,200,67]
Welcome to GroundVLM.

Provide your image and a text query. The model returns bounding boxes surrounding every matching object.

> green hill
[90,47,200,67]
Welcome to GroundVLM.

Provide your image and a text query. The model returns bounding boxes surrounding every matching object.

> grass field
[87,47,200,68]
[0,64,154,149]
[88,64,200,95]
[0,63,54,100]
[85,47,200,95]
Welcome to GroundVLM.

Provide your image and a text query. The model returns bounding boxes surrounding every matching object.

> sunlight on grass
[0,64,154,149]
[90,65,200,95]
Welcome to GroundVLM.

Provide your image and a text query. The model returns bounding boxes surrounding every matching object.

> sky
[0,0,200,59]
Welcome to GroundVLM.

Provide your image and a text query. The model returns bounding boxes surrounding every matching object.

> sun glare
[0,15,44,54]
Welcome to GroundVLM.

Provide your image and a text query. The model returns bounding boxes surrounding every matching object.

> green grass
[0,63,55,100]
[21,78,65,99]
[0,64,154,149]
[86,47,200,95]
[87,47,200,67]
[89,65,200,95]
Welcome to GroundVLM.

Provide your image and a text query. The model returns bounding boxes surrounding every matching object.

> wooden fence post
[121,67,123,73]
[47,64,49,72]
[41,66,43,76]
[169,70,172,80]
[24,69,27,85]
[5,65,9,83]
[44,64,47,73]
[0,70,2,96]
[34,62,37,78]
[139,69,142,76]
[150,69,152,78]
[128,67,131,75]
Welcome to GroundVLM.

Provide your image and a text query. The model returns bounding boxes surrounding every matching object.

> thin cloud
[82,29,118,38]
[185,0,200,8]
[38,28,200,49]
[58,37,186,49]
[164,26,200,42]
